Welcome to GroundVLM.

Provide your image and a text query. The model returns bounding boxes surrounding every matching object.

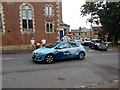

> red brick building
[0,1,63,46]
[91,26,103,39]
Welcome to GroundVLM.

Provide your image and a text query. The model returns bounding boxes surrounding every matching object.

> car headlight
[38,51,44,55]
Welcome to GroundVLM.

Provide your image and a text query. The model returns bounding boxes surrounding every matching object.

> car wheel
[45,54,55,64]
[78,52,85,60]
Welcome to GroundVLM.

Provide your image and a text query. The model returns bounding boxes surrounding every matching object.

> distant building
[0,1,66,46]
[71,27,94,40]
[59,21,70,40]
[91,26,103,39]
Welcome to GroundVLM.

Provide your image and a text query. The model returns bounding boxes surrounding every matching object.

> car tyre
[78,52,85,60]
[45,54,55,64]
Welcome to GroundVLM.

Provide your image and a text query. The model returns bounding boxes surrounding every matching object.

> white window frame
[45,5,53,17]
[0,4,5,33]
[45,22,54,33]
[19,3,35,34]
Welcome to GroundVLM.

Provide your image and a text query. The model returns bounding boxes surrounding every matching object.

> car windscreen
[45,42,60,48]
[85,38,90,41]
[95,40,102,43]
[92,40,102,43]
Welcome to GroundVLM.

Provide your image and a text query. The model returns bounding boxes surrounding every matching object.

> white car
[80,38,91,46]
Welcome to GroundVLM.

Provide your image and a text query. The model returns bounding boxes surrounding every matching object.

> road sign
[105,34,108,38]
[67,32,73,37]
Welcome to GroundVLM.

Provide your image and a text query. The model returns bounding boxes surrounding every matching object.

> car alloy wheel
[45,54,55,64]
[79,52,85,60]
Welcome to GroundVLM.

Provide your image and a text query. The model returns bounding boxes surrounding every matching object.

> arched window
[21,4,33,32]
[0,13,2,32]
[0,4,3,32]
[46,23,49,32]
[46,22,53,33]
[49,6,53,16]
[50,23,53,32]
[45,5,53,16]
[45,6,49,16]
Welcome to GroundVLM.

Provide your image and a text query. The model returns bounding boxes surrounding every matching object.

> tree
[80,1,120,45]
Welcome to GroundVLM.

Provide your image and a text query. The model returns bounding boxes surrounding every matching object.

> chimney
[79,27,81,30]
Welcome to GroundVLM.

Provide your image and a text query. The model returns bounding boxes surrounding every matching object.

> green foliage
[80,1,120,44]
[81,2,98,16]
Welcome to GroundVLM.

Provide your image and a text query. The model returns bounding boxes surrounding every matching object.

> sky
[62,0,92,29]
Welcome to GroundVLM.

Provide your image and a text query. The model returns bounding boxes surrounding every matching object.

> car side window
[58,43,72,49]
[70,43,79,47]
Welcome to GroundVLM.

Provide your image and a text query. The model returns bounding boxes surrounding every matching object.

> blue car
[32,41,86,64]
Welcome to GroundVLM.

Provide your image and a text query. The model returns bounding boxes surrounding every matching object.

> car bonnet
[33,47,52,53]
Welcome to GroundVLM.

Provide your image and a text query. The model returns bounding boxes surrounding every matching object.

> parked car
[104,42,112,47]
[80,38,91,46]
[32,41,86,64]
[89,39,108,51]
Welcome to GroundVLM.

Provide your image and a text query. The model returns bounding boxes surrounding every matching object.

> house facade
[59,21,70,40]
[91,26,103,39]
[71,27,94,40]
[0,1,63,46]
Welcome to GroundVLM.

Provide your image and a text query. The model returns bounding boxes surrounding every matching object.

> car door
[54,42,72,60]
[68,42,80,58]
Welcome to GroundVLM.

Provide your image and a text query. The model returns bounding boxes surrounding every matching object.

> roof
[71,29,81,32]
[81,27,93,32]
[91,26,103,31]
[71,27,93,33]
[60,22,70,27]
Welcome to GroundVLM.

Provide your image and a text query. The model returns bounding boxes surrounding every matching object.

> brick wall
[2,2,60,46]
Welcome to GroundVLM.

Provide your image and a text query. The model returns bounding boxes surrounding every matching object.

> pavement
[1,45,120,54]
[1,45,34,54]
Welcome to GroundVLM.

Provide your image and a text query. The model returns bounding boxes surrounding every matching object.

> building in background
[71,27,94,40]
[91,26,103,39]
[0,1,65,46]
[59,21,70,40]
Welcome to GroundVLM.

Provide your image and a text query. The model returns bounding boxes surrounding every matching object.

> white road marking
[3,58,14,59]
[2,58,21,60]
[88,49,113,52]
[87,50,99,52]
[3,58,15,60]
[87,53,117,57]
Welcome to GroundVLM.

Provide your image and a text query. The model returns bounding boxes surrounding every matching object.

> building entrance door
[60,30,63,41]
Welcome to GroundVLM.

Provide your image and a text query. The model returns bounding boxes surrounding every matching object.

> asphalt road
[2,47,119,88]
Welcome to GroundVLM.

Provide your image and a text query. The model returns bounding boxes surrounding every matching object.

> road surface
[2,47,119,88]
